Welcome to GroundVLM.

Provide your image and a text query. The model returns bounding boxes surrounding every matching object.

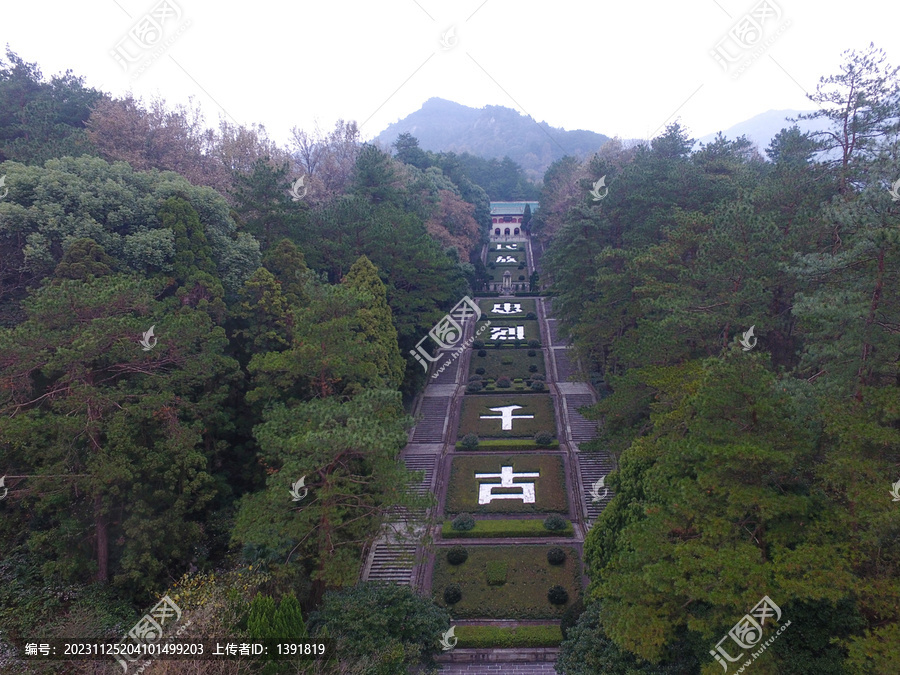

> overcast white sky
[1,1,897,148]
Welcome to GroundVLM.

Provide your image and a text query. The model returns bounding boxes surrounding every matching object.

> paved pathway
[361,235,616,673]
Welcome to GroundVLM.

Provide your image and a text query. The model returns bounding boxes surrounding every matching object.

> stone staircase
[564,394,598,444]
[577,452,616,525]
[363,541,418,584]
[411,396,451,443]
[553,349,577,382]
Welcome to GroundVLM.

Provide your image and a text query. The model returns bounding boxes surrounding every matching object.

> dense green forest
[543,44,900,674]
[1,39,899,675]
[0,47,501,673]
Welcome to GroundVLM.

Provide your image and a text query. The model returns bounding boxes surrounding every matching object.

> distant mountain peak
[376,99,610,181]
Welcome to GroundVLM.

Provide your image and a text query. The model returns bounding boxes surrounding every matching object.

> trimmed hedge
[454,438,560,451]
[454,625,563,648]
[441,519,574,538]
[444,583,462,604]
[452,513,476,531]
[447,546,469,565]
[485,560,508,586]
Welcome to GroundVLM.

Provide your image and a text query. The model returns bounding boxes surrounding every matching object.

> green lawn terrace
[477,298,537,319]
[444,454,568,515]
[458,394,555,438]
[432,544,581,620]
[475,320,541,346]
[467,346,546,391]
[487,249,527,267]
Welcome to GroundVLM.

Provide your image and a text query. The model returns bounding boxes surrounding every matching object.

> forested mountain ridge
[376,97,611,182]
[544,43,900,674]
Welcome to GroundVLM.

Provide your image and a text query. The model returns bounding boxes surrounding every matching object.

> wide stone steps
[553,348,578,382]
[578,452,616,524]
[546,318,563,346]
[401,453,437,495]
[431,354,461,384]
[411,396,451,443]
[564,394,597,444]
[363,541,417,584]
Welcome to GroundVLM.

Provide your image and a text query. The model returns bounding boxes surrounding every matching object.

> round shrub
[530,380,545,392]
[526,312,537,319]
[528,364,538,373]
[548,585,569,605]
[477,349,487,357]
[518,275,526,281]
[496,376,512,388]
[543,514,567,531]
[460,433,479,450]
[469,374,483,382]
[535,430,553,446]
[528,339,541,348]
[452,513,475,531]
[528,349,537,357]
[473,339,484,349]
[547,547,566,565]
[444,584,462,604]
[466,381,483,393]
[475,367,485,375]
[518,263,526,269]
[531,374,546,381]
[447,546,469,565]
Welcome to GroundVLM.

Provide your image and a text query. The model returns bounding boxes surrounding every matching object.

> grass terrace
[432,544,581,619]
[444,454,568,515]
[476,320,541,346]
[477,297,537,318]
[458,394,556,438]
[468,345,546,383]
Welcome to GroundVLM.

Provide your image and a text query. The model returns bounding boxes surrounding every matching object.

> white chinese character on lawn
[495,255,517,263]
[479,404,534,430]
[491,303,522,314]
[25,644,37,656]
[475,465,540,504]
[497,243,517,249]
[491,326,524,341]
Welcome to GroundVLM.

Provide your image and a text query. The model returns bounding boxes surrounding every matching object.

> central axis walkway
[360,235,615,673]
